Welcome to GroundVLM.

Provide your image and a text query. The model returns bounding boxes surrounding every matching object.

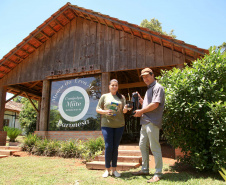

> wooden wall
[0,16,184,86]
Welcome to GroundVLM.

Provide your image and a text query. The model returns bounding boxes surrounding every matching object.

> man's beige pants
[139,122,163,176]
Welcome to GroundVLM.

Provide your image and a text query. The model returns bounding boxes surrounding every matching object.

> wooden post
[0,86,7,130]
[0,85,7,146]
[101,72,110,94]
[36,98,41,131]
[176,64,184,70]
[39,80,50,131]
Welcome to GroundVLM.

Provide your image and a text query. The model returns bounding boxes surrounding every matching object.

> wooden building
[0,3,208,145]
[4,101,23,130]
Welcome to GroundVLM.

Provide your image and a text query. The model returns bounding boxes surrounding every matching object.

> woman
[96,79,128,177]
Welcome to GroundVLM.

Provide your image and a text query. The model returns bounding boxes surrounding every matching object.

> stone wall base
[0,131,7,146]
[34,131,102,141]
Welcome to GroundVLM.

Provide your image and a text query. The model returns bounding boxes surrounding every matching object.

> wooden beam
[5,91,22,103]
[25,92,39,113]
[118,82,146,89]
[8,85,42,98]
[28,81,41,89]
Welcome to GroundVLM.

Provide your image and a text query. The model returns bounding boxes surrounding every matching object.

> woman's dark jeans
[101,126,124,168]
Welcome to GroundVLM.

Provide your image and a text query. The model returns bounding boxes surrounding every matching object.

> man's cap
[140,68,153,77]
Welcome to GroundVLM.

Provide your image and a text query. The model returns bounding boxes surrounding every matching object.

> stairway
[0,146,22,158]
[86,144,142,171]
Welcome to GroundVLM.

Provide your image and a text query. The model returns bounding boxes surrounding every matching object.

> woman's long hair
[109,79,122,99]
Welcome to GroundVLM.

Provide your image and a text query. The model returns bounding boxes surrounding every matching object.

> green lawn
[0,155,224,185]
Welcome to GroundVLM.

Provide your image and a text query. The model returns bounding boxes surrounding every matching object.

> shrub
[44,140,61,156]
[157,48,226,171]
[31,138,48,155]
[3,126,22,142]
[58,139,79,158]
[84,137,105,154]
[22,135,105,161]
[22,133,40,152]
[82,137,105,161]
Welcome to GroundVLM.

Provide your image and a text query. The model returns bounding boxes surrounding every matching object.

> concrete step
[0,146,22,151]
[118,150,141,156]
[0,155,8,159]
[95,155,142,163]
[118,145,140,150]
[86,161,140,171]
[0,150,21,156]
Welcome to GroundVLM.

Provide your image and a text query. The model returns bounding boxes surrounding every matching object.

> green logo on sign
[59,86,90,121]
[62,91,85,117]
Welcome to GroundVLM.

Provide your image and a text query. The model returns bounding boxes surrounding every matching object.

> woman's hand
[96,108,113,115]
[105,109,113,116]
[123,104,128,114]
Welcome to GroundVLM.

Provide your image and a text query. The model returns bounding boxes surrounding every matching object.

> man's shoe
[147,175,161,183]
[131,170,149,176]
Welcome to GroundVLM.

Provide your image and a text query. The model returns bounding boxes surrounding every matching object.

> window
[4,119,9,126]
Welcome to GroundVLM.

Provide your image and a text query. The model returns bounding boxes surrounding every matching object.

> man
[132,68,165,183]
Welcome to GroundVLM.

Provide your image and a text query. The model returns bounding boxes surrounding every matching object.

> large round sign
[58,86,90,121]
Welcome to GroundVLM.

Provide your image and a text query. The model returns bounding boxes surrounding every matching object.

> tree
[157,47,226,171]
[140,18,176,38]
[218,42,226,53]
[17,97,38,135]
[13,96,23,103]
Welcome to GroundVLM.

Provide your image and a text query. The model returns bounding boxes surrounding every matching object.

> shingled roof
[5,101,23,112]
[0,2,209,79]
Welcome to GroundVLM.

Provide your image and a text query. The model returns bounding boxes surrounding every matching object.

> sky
[1,0,225,99]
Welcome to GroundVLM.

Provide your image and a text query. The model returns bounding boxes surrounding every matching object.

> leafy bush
[22,133,40,152]
[58,140,79,158]
[157,48,226,171]
[31,138,48,155]
[82,137,105,161]
[3,126,22,142]
[44,140,61,156]
[84,137,105,154]
[22,135,105,161]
